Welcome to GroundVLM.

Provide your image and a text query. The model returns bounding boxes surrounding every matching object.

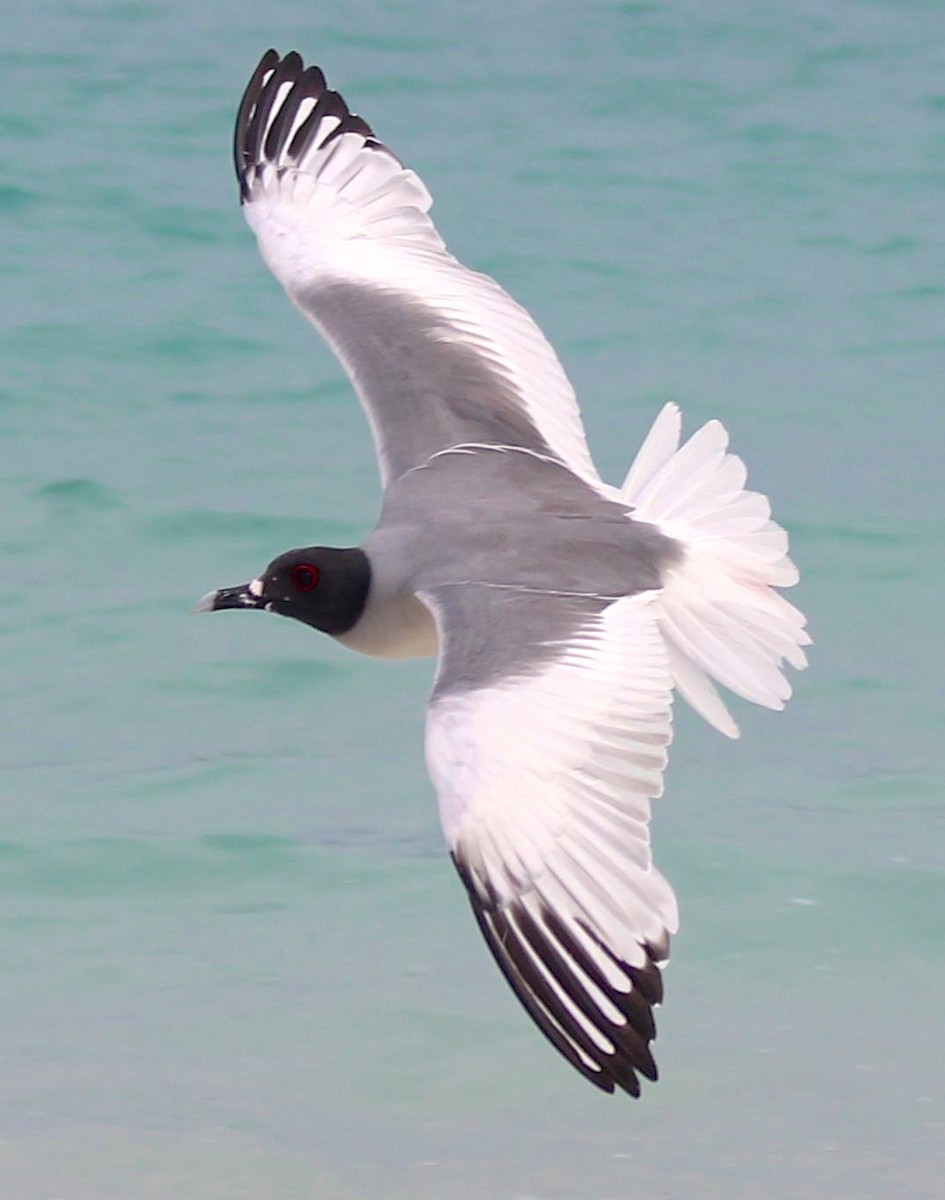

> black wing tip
[451,849,665,1100]
[233,49,279,179]
[233,48,386,203]
[255,47,281,75]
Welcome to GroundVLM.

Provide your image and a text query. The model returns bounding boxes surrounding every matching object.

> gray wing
[233,50,604,489]
[420,581,679,1096]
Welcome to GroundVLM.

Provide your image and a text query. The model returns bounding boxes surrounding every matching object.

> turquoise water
[2,1,944,1196]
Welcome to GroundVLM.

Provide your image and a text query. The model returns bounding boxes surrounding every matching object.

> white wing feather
[237,52,602,490]
[424,590,677,1095]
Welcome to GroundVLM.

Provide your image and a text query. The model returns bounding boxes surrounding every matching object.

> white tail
[623,404,809,739]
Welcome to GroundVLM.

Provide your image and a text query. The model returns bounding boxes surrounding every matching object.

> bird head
[196,546,370,636]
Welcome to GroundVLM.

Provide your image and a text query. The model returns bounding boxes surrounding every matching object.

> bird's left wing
[233,50,603,491]
[420,583,678,1096]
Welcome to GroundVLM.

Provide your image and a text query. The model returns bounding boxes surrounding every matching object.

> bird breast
[335,586,439,659]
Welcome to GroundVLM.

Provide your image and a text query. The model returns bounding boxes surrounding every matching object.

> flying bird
[197,49,809,1097]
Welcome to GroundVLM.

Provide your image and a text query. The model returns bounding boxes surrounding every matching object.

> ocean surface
[2,1,944,1197]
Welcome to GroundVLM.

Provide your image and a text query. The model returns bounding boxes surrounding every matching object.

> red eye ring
[290,563,320,592]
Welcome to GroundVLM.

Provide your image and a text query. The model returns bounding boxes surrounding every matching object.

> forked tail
[623,404,809,739]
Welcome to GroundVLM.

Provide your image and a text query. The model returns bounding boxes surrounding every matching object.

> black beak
[193,582,267,613]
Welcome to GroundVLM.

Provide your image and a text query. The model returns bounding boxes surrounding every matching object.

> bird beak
[193,582,267,613]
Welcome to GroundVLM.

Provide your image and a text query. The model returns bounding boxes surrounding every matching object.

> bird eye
[290,563,320,592]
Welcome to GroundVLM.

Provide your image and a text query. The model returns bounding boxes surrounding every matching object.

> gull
[197,49,809,1097]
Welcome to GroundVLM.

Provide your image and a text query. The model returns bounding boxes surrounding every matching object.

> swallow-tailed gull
[197,49,809,1096]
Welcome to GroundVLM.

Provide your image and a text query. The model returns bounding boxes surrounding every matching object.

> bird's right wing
[234,50,603,491]
[420,582,678,1096]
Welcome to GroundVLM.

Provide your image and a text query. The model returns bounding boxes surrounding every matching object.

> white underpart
[336,588,437,659]
[241,65,604,492]
[622,403,810,738]
[425,591,677,1070]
